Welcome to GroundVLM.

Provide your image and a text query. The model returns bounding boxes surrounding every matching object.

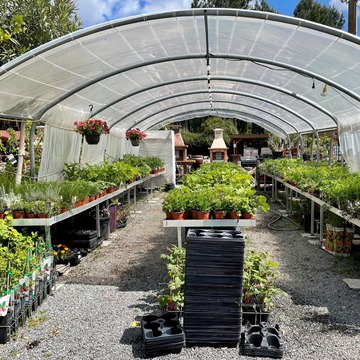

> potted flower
[125,128,147,147]
[74,119,109,145]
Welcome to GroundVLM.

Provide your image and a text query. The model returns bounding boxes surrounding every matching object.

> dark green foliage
[294,0,345,29]
[181,116,238,155]
[0,0,82,66]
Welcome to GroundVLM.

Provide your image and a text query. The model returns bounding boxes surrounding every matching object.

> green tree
[0,0,82,66]
[252,0,277,12]
[191,0,251,8]
[294,0,345,29]
[182,116,238,154]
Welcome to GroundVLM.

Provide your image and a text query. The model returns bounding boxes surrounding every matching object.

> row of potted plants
[259,158,360,220]
[0,155,165,218]
[162,162,269,219]
[0,215,54,343]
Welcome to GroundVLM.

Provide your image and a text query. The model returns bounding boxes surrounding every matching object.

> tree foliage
[182,116,238,154]
[191,0,251,8]
[0,0,82,66]
[294,0,345,29]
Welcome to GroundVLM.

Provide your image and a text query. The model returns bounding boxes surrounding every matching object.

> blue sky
[76,0,358,34]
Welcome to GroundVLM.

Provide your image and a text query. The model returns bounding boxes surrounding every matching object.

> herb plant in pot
[242,249,284,325]
[162,187,190,220]
[156,245,185,313]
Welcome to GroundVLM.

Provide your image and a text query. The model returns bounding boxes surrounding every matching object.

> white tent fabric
[1,9,360,172]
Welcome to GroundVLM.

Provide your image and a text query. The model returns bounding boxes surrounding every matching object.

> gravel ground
[1,190,360,359]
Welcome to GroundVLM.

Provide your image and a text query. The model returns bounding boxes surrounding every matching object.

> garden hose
[267,208,302,231]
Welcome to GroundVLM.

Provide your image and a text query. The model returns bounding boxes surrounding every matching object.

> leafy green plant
[242,249,284,311]
[156,245,185,311]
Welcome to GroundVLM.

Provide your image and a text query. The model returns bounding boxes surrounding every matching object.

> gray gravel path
[1,191,360,359]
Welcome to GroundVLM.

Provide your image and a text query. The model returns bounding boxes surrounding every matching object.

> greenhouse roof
[1,8,360,138]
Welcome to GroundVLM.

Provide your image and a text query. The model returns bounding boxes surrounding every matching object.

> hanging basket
[131,138,141,147]
[85,134,101,145]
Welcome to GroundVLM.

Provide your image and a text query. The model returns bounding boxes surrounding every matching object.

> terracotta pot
[26,212,37,219]
[242,211,255,219]
[190,210,197,219]
[107,187,115,194]
[214,211,226,219]
[89,196,96,202]
[196,211,210,220]
[171,211,185,220]
[0,213,4,220]
[228,211,240,219]
[165,211,172,220]
[13,210,26,219]
[37,213,48,218]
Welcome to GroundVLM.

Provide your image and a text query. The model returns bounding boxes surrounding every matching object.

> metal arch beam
[134,99,301,135]
[112,89,318,133]
[33,54,358,121]
[90,76,337,126]
[148,107,289,138]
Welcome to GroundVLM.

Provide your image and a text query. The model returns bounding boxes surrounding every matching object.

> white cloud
[76,0,193,28]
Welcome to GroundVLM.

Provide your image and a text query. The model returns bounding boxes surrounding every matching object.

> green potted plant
[162,187,190,220]
[156,245,185,312]
[242,249,284,324]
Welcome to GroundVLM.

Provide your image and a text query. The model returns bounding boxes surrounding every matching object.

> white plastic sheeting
[1,9,360,172]
[38,127,174,182]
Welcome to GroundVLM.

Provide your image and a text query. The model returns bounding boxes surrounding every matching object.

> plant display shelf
[163,219,256,247]
[11,173,164,243]
[259,172,360,244]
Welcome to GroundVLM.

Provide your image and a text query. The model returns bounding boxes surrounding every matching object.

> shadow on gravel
[119,327,146,359]
[254,197,360,329]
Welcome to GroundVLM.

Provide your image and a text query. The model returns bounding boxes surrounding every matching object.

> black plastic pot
[0,311,12,344]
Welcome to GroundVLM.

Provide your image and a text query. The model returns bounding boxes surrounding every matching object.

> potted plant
[156,245,185,312]
[125,128,147,147]
[242,249,284,324]
[74,119,109,144]
[162,187,190,220]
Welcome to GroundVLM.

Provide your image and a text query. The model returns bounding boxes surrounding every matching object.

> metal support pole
[319,204,324,245]
[272,177,275,199]
[15,121,26,185]
[177,227,182,248]
[329,131,335,166]
[274,179,278,200]
[95,204,100,238]
[311,200,315,235]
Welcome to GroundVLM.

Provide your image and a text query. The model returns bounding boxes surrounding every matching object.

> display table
[259,172,360,243]
[163,219,256,247]
[11,173,165,242]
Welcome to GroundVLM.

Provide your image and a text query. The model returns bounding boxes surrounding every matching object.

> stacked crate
[184,229,245,347]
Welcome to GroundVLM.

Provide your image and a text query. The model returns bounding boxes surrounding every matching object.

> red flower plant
[125,128,147,141]
[74,119,109,136]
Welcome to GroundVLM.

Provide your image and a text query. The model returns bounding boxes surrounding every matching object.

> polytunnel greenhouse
[1,8,360,359]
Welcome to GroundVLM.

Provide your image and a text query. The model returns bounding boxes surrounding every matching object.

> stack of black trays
[67,230,98,249]
[141,312,185,356]
[184,229,245,347]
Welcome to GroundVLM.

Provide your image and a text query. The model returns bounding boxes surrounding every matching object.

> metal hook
[88,104,94,118]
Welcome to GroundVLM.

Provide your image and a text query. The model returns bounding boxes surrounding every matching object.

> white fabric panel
[38,126,82,181]
[138,130,175,184]
[338,115,360,172]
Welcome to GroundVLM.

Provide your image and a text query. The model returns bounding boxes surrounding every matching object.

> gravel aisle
[1,192,360,359]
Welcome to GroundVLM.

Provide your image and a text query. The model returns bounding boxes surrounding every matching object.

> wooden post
[348,0,357,35]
